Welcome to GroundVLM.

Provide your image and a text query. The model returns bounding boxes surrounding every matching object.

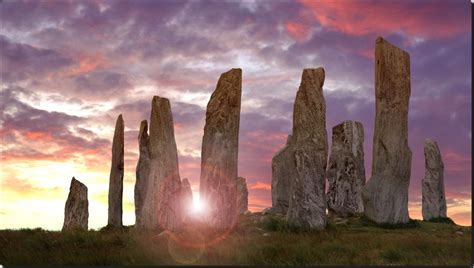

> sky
[0,0,471,230]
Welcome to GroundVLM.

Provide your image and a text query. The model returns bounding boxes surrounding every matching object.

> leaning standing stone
[108,114,124,227]
[237,176,248,214]
[135,120,150,227]
[199,68,242,229]
[271,135,294,215]
[286,68,328,230]
[326,121,365,217]
[422,139,447,220]
[362,37,412,224]
[141,96,182,231]
[62,177,88,231]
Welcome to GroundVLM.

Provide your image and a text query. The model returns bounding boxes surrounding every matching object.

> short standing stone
[422,139,447,220]
[326,121,365,217]
[271,135,294,214]
[199,68,242,229]
[180,178,193,219]
[286,68,328,229]
[108,114,124,227]
[62,177,88,231]
[237,177,248,214]
[135,120,150,227]
[362,37,412,224]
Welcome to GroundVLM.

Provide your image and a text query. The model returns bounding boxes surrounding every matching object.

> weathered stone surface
[108,114,124,227]
[362,37,412,224]
[271,135,294,215]
[141,96,182,231]
[63,177,88,231]
[422,139,447,220]
[135,120,150,227]
[180,178,193,219]
[326,121,365,217]
[237,176,248,214]
[199,68,242,229]
[286,68,328,230]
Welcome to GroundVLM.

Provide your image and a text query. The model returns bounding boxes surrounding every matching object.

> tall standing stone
[108,114,124,227]
[326,121,365,217]
[135,120,150,227]
[200,68,242,229]
[362,37,412,224]
[141,96,182,231]
[422,139,447,220]
[237,176,248,214]
[62,177,88,231]
[180,178,193,219]
[271,135,295,214]
[286,68,328,229]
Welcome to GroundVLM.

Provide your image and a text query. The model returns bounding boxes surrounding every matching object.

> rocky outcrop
[135,120,150,227]
[422,139,447,220]
[326,121,365,217]
[237,176,248,214]
[108,114,124,227]
[286,68,328,230]
[180,178,193,219]
[271,135,294,214]
[199,68,242,229]
[141,96,182,231]
[362,37,412,224]
[62,177,88,231]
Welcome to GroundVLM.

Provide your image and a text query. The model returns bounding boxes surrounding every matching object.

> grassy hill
[0,213,471,265]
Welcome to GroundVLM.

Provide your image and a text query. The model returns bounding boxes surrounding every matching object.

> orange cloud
[249,182,272,190]
[299,0,470,39]
[286,21,310,42]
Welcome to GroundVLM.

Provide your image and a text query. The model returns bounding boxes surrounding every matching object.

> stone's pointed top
[115,114,124,128]
[375,36,410,58]
[219,68,242,80]
[70,177,86,189]
[138,120,148,139]
[181,178,191,187]
[226,68,242,74]
[237,176,247,184]
[425,138,436,145]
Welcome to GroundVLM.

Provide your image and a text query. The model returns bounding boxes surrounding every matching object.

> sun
[190,195,207,216]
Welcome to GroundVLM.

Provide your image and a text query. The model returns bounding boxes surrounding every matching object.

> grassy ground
[0,213,471,265]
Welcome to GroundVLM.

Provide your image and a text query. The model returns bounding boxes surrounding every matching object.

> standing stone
[200,68,242,229]
[62,177,88,231]
[237,177,248,214]
[286,68,328,229]
[326,121,365,217]
[271,135,295,214]
[362,37,412,224]
[135,120,150,227]
[422,139,447,220]
[108,114,124,227]
[180,178,193,219]
[141,96,182,231]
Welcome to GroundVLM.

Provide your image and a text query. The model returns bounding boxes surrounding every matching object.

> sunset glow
[0,0,471,230]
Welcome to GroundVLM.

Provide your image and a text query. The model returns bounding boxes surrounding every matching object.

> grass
[0,213,471,265]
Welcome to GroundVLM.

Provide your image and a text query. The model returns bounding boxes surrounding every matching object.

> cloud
[0,35,73,83]
[299,0,470,39]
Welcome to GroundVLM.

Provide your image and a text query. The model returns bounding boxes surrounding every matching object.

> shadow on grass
[360,215,421,229]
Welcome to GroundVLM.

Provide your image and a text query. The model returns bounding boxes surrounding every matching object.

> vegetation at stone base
[0,213,470,265]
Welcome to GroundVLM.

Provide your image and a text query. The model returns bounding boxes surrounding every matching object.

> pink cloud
[299,0,470,39]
